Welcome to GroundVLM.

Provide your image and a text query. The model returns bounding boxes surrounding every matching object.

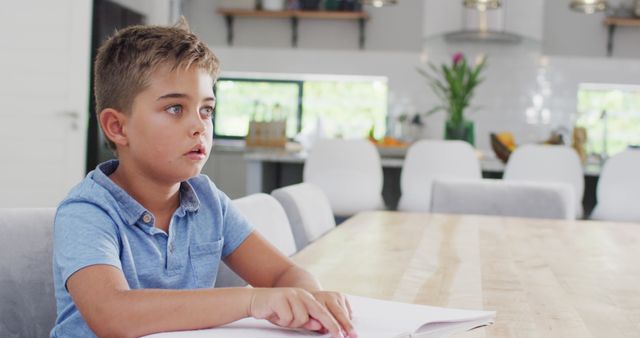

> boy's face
[122,64,215,184]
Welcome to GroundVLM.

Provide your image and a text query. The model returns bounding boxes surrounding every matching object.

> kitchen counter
[211,140,601,215]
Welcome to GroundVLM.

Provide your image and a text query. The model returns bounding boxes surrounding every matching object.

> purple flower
[452,52,464,65]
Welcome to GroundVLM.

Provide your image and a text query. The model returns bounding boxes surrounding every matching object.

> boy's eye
[166,105,183,115]
[199,106,214,118]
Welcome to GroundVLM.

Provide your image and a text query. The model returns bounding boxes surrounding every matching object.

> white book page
[144,295,495,338]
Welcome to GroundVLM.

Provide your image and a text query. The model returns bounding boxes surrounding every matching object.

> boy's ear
[99,108,129,147]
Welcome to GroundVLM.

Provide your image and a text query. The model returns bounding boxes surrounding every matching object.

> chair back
[271,183,336,250]
[591,149,640,222]
[398,140,481,212]
[0,208,56,338]
[431,179,576,220]
[231,193,297,256]
[303,139,384,217]
[216,194,297,288]
[504,144,584,218]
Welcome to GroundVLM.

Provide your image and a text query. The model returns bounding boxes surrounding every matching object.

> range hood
[444,6,521,43]
[423,1,543,45]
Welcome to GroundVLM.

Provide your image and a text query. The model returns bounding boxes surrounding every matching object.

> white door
[0,0,92,207]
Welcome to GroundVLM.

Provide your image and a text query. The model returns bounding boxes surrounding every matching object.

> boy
[51,21,356,338]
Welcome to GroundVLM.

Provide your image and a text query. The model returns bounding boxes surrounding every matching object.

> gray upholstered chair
[430,179,576,220]
[0,208,56,338]
[271,182,336,251]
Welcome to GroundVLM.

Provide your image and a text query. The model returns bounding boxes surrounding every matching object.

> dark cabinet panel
[86,0,145,171]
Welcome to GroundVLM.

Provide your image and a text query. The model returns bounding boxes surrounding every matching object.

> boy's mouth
[185,143,207,158]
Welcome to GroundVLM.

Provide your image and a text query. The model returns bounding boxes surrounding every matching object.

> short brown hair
[94,19,219,150]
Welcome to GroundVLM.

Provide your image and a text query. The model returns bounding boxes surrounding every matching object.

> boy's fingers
[341,296,353,319]
[287,296,310,328]
[302,318,323,331]
[272,297,294,327]
[327,299,356,337]
[301,295,342,338]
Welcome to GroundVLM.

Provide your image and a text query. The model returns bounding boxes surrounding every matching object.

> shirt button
[142,213,152,223]
[169,243,174,253]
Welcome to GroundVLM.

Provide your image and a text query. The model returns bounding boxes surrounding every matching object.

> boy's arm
[67,265,251,337]
[224,231,356,337]
[67,263,343,338]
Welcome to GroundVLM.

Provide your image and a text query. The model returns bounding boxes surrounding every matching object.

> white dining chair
[503,144,584,218]
[0,208,57,337]
[271,183,336,250]
[303,139,385,217]
[397,140,482,212]
[231,193,297,256]
[215,193,297,287]
[430,178,576,220]
[590,149,640,222]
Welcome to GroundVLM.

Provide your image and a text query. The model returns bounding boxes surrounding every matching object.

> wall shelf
[217,8,370,49]
[603,17,640,57]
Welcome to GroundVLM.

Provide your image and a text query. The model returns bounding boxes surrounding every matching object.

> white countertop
[213,140,601,176]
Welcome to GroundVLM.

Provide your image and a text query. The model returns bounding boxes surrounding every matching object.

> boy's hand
[311,291,357,338]
[249,288,345,338]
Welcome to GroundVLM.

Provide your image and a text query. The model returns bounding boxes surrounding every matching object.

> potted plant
[417,52,486,146]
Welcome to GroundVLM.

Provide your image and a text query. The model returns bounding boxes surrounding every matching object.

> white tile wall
[212,39,640,155]
[421,37,640,153]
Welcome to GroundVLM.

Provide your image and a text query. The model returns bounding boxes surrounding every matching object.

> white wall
[110,0,177,25]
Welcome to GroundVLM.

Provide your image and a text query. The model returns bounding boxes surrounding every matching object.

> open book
[145,295,495,338]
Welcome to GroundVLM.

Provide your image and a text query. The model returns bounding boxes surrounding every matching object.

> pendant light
[359,0,398,8]
[569,0,608,14]
[463,0,501,11]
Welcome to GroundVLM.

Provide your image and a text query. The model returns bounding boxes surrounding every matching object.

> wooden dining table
[292,211,640,338]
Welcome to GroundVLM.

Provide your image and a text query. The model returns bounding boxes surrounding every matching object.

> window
[213,75,388,140]
[576,83,640,158]
[213,79,301,139]
[303,80,388,139]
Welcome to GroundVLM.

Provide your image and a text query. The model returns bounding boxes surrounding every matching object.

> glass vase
[445,119,475,146]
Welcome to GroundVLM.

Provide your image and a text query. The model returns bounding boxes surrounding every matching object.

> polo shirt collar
[177,180,200,215]
[92,160,200,225]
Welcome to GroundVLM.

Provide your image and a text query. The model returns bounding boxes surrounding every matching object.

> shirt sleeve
[53,201,122,288]
[207,179,254,258]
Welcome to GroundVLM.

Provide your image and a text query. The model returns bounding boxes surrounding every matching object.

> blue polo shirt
[50,160,254,337]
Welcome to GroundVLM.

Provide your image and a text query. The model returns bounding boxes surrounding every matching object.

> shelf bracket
[607,24,616,57]
[224,15,234,46]
[291,17,299,48]
[358,18,366,49]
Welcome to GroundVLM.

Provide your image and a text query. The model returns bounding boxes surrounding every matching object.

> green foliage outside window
[303,80,387,139]
[214,80,299,138]
[213,77,388,140]
[576,85,640,158]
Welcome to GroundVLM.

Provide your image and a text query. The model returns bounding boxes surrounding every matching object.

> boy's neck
[108,161,181,222]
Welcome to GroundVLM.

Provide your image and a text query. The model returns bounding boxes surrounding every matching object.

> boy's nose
[189,114,207,136]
